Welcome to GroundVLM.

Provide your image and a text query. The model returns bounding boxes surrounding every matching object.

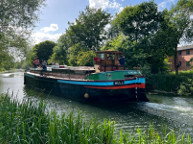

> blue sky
[31,0,177,45]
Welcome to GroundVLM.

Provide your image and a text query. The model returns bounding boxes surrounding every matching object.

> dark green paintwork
[85,70,141,81]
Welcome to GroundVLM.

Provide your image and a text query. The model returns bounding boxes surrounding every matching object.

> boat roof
[96,50,124,54]
[53,66,95,71]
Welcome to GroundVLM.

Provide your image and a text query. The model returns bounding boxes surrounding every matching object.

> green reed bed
[0,93,191,144]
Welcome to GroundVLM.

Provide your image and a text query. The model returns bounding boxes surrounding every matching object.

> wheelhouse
[94,50,124,72]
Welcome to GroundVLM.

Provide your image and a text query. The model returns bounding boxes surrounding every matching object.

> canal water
[0,71,193,136]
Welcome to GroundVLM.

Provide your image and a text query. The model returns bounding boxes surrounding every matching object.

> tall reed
[0,93,191,143]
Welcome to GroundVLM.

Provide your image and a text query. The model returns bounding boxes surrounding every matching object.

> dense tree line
[1,0,193,75]
[102,0,193,74]
[44,0,192,74]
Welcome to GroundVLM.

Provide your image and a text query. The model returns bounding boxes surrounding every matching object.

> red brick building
[170,44,193,71]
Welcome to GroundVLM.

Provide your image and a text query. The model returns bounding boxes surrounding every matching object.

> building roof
[178,44,193,51]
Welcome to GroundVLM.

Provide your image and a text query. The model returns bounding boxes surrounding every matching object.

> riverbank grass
[0,93,191,143]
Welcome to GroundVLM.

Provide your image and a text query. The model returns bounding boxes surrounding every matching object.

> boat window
[97,53,105,60]
[107,54,113,60]
[113,53,118,60]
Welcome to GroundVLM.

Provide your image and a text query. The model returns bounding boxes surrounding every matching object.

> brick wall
[170,49,193,71]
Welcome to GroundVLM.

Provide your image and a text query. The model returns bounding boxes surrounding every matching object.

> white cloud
[40,24,59,33]
[158,0,175,10]
[118,7,124,13]
[31,31,62,45]
[89,0,121,10]
[31,24,62,45]
[104,23,111,31]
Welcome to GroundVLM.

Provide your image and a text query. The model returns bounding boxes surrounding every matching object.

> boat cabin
[94,50,124,72]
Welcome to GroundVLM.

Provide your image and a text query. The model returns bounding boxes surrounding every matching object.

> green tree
[22,47,37,68]
[0,0,45,70]
[102,34,137,69]
[0,0,45,32]
[108,1,173,73]
[32,41,56,63]
[112,1,162,42]
[167,0,193,75]
[48,34,71,65]
[50,6,111,65]
[77,51,95,66]
[0,54,15,71]
[68,43,84,66]
[68,6,111,51]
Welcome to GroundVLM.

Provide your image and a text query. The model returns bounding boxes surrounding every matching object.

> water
[0,71,193,136]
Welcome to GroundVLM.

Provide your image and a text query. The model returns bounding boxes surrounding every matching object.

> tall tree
[0,0,45,70]
[48,34,71,65]
[110,1,175,73]
[67,6,111,51]
[50,6,111,65]
[112,1,162,42]
[168,0,193,75]
[32,41,56,63]
[0,0,45,32]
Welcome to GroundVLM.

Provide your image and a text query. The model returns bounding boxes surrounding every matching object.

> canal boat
[24,51,148,102]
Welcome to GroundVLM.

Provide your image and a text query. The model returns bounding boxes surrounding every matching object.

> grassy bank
[146,70,193,95]
[0,93,191,143]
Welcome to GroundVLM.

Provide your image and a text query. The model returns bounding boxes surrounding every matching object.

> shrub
[146,70,193,93]
[178,78,193,96]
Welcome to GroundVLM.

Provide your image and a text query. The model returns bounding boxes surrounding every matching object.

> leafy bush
[77,51,95,66]
[178,79,193,96]
[147,70,193,93]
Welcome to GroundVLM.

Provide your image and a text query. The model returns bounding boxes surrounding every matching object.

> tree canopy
[0,0,45,70]
[0,0,45,31]
[112,1,162,42]
[101,0,193,74]
[50,6,111,66]
[32,40,56,63]
[103,1,173,73]
[167,0,193,74]
[2,0,193,74]
[49,1,193,74]
[68,6,111,51]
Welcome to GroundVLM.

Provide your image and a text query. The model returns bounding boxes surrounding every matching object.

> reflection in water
[0,72,193,136]
[0,72,24,101]
[0,73,14,78]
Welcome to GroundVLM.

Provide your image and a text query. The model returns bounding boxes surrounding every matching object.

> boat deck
[26,71,88,81]
[27,66,96,81]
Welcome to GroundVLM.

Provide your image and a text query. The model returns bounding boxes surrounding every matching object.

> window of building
[178,51,182,55]
[178,61,181,67]
[186,50,190,55]
[186,61,190,67]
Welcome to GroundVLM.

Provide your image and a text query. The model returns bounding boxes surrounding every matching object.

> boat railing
[29,66,95,80]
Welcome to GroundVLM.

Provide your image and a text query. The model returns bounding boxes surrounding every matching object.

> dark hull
[24,73,148,103]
